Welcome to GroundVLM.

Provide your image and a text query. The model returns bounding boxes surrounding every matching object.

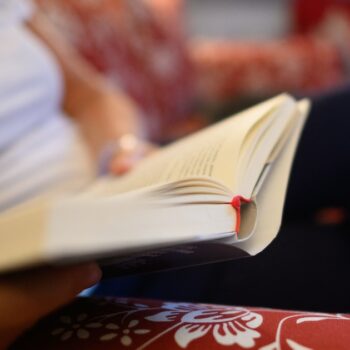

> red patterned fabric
[36,0,194,140]
[293,0,350,34]
[191,37,344,105]
[293,0,350,62]
[14,297,350,349]
[34,0,350,137]
[35,0,347,127]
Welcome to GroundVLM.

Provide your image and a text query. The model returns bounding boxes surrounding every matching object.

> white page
[235,100,310,255]
[89,94,293,196]
[45,189,236,259]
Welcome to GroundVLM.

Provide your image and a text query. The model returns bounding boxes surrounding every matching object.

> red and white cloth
[36,0,194,140]
[14,297,350,349]
[36,0,348,113]
[191,36,344,105]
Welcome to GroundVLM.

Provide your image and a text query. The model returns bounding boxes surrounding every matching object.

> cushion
[13,297,350,349]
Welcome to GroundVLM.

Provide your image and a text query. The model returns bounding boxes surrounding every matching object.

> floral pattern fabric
[14,297,350,349]
[35,0,194,140]
[34,0,346,133]
[191,37,344,105]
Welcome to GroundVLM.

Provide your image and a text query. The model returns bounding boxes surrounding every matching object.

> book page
[45,190,236,261]
[235,100,310,255]
[236,98,298,198]
[89,94,294,196]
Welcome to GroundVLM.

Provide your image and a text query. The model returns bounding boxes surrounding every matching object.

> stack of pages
[0,94,310,276]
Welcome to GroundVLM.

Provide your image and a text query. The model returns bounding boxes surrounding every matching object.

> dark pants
[94,86,350,313]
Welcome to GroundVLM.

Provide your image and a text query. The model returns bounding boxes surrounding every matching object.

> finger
[109,143,157,175]
[0,262,101,329]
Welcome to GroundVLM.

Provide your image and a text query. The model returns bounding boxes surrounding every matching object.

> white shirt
[0,0,94,211]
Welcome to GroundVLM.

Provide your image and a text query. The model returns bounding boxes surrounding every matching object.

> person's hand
[98,133,157,176]
[74,90,157,175]
[28,11,156,176]
[0,262,101,349]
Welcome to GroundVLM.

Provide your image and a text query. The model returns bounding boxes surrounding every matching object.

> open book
[0,94,310,276]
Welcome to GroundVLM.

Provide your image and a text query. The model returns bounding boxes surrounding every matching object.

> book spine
[231,196,251,233]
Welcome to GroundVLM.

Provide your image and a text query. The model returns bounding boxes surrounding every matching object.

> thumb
[0,263,101,330]
[108,142,157,175]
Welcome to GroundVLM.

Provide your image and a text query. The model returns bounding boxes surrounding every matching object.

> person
[2,1,350,348]
[0,0,153,347]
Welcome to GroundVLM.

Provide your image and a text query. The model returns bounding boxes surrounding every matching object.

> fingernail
[110,157,136,175]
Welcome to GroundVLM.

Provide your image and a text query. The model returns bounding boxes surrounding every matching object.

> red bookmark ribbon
[231,196,252,233]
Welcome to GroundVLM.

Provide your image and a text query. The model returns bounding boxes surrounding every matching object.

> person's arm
[27,11,153,174]
[0,263,101,349]
[0,9,160,348]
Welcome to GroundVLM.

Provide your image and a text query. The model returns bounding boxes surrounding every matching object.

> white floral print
[99,320,150,345]
[50,301,263,348]
[51,313,103,341]
[260,312,350,350]
[145,302,263,348]
[51,312,150,346]
[34,298,350,349]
